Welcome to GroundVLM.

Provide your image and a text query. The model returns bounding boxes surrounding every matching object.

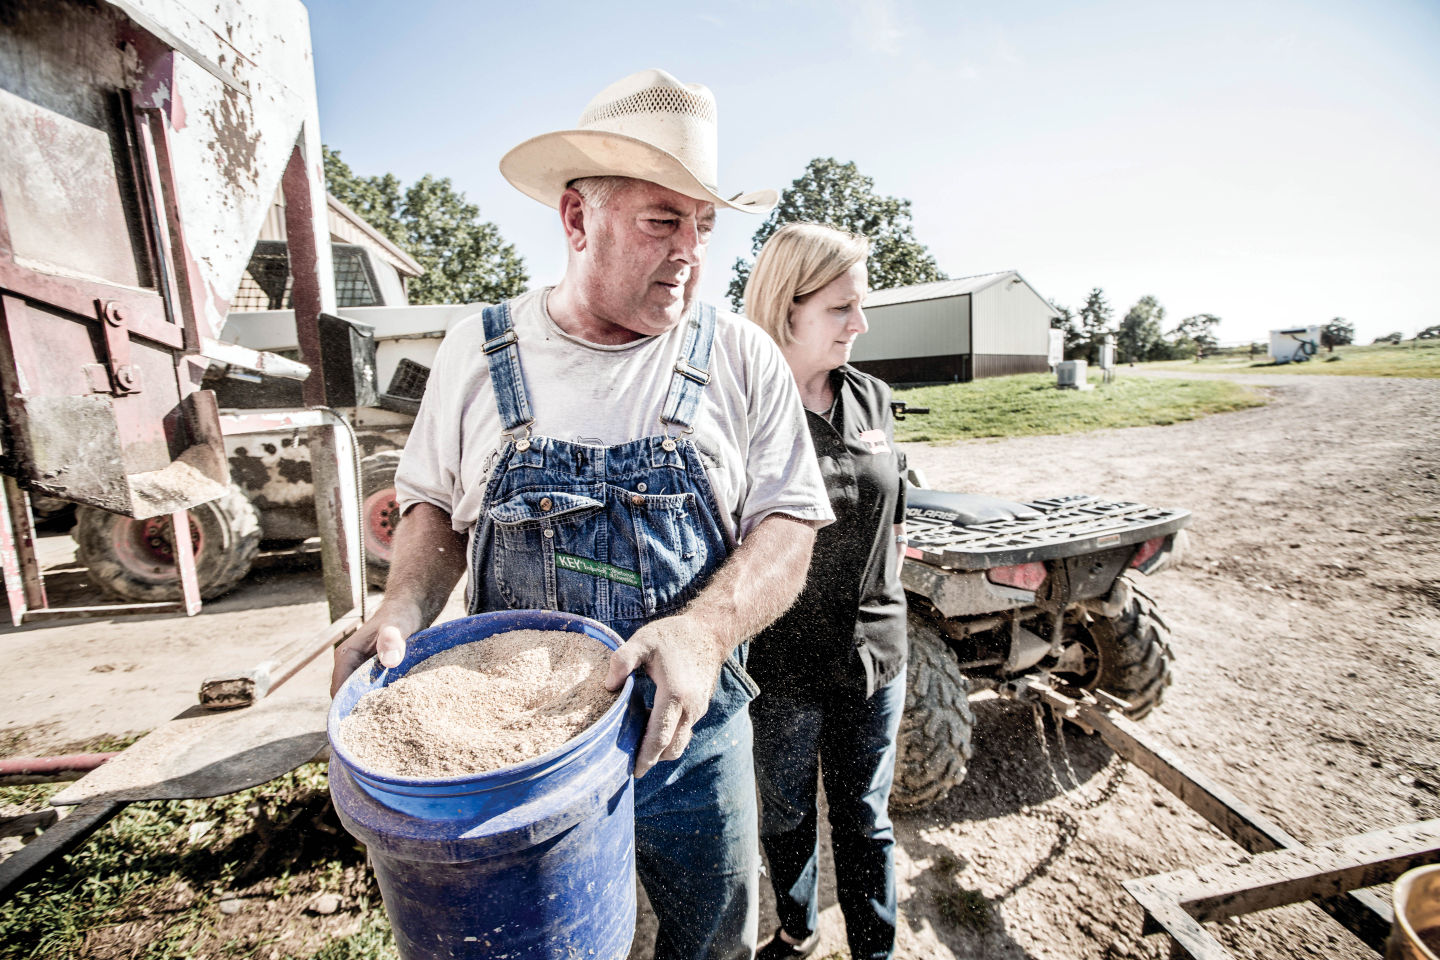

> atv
[892,411,1190,810]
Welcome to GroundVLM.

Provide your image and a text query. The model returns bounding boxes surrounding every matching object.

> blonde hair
[743,223,870,347]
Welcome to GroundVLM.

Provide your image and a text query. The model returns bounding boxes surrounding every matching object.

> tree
[1170,314,1220,357]
[1117,295,1166,363]
[1372,332,1403,345]
[727,158,946,310]
[1417,324,1440,340]
[1321,317,1355,352]
[1051,302,1085,360]
[323,147,527,305]
[1074,288,1113,363]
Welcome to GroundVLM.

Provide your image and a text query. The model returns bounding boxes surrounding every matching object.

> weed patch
[934,886,994,931]
[0,764,396,960]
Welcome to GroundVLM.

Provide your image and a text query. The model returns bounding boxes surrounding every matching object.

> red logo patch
[857,429,890,454]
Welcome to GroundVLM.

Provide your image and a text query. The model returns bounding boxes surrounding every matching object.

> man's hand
[330,604,421,695]
[602,514,817,777]
[328,502,467,696]
[605,613,728,778]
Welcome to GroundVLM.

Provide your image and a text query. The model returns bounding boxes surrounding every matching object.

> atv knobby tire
[1076,573,1173,719]
[360,450,403,589]
[892,610,976,811]
[75,485,261,602]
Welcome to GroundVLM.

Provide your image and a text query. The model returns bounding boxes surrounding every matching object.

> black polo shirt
[749,365,908,701]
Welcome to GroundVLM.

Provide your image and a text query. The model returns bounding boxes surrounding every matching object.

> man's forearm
[380,501,468,633]
[683,513,816,652]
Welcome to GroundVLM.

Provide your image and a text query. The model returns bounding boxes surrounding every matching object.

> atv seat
[905,488,1043,526]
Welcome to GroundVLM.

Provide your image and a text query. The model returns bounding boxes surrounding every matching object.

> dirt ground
[871,370,1440,960]
[3,370,1437,959]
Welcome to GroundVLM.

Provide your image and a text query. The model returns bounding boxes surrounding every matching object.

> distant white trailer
[1270,326,1322,364]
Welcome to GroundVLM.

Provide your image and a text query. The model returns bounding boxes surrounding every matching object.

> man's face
[572,181,716,338]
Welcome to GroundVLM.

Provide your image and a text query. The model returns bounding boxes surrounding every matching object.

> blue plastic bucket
[328,610,644,960]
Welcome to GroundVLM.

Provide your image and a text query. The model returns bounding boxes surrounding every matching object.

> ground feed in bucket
[340,629,616,778]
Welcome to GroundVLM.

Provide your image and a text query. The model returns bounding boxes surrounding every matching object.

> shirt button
[630,493,644,506]
[543,529,554,539]
[539,497,553,512]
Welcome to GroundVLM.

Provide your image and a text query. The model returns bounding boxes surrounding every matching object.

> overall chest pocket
[488,489,605,610]
[611,490,716,620]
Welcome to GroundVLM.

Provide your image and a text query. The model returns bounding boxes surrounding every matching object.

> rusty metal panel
[113,0,330,341]
[0,294,227,518]
[0,1,154,290]
[2,0,327,338]
[0,0,327,520]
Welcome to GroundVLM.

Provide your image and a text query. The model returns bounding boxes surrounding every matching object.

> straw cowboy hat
[500,68,777,214]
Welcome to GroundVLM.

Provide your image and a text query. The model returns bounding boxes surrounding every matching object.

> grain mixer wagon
[0,0,364,623]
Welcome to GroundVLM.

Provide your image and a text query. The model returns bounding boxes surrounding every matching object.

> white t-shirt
[395,287,834,545]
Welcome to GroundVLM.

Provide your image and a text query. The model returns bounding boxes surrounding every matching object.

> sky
[305,0,1440,346]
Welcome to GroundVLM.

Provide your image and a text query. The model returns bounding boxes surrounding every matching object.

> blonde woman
[744,223,909,960]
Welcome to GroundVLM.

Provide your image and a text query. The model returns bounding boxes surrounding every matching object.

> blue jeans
[751,668,906,960]
[634,659,760,960]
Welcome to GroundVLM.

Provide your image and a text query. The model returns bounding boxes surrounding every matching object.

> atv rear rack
[905,495,1190,570]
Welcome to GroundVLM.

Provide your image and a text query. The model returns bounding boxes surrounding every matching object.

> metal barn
[849,271,1058,384]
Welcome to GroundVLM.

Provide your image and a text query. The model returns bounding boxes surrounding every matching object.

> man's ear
[559,188,588,252]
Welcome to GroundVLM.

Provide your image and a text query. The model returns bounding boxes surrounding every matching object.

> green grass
[893,372,1266,443]
[1140,338,1440,378]
[0,764,396,960]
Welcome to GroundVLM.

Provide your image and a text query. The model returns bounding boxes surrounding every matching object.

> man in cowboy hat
[332,69,834,959]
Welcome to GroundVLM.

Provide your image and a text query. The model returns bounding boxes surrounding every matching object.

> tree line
[1051,292,1232,364]
[1051,292,1380,364]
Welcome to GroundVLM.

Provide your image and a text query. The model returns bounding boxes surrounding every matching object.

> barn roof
[864,271,1056,316]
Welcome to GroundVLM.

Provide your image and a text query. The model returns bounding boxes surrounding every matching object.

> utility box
[1270,327,1321,364]
[1056,359,1092,390]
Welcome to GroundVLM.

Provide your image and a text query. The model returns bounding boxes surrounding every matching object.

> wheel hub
[363,488,399,561]
[110,513,204,580]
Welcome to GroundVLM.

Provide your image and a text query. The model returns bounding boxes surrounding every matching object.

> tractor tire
[892,610,976,812]
[75,485,261,603]
[360,450,403,589]
[1072,574,1173,719]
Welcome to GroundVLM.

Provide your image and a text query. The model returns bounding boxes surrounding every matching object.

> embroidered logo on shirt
[555,552,642,588]
[857,429,890,454]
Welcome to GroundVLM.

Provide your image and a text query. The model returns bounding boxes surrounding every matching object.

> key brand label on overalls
[555,552,642,588]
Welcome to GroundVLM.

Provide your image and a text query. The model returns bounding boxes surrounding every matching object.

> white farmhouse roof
[864,271,1056,316]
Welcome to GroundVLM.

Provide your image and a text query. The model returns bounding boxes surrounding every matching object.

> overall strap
[480,302,534,435]
[659,302,717,432]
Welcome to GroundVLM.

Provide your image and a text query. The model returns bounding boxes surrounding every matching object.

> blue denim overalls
[469,300,760,960]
